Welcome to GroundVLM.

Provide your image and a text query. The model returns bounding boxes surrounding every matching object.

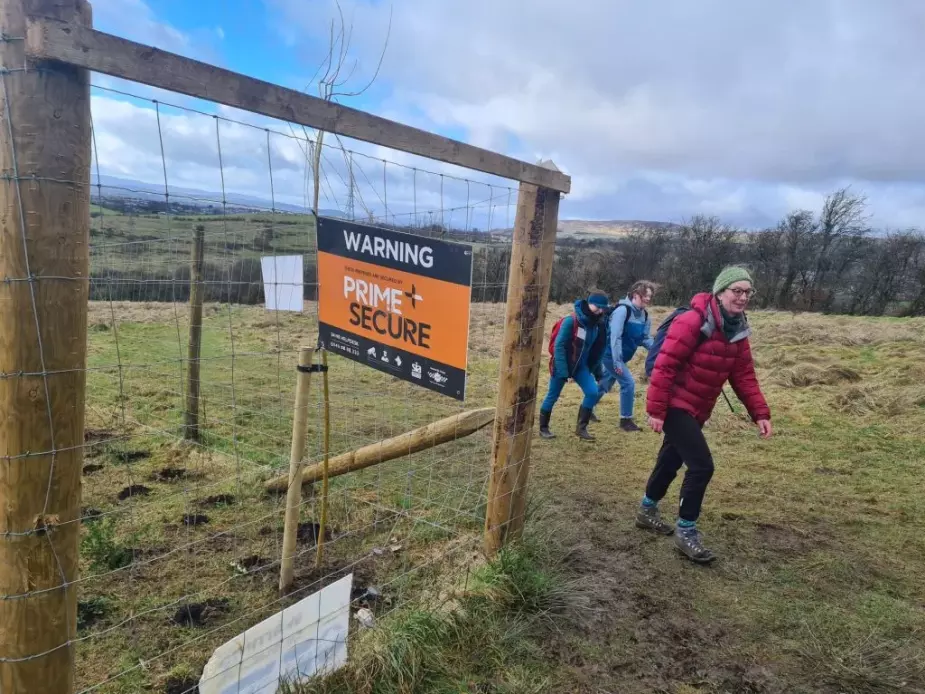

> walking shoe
[634,503,674,535]
[674,526,717,564]
[575,406,595,441]
[620,417,641,432]
[538,409,555,439]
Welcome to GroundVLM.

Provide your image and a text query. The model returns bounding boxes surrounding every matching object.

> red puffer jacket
[646,292,770,425]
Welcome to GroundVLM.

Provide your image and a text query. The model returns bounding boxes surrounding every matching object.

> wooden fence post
[184,224,205,441]
[279,347,315,595]
[0,0,92,692]
[484,172,561,556]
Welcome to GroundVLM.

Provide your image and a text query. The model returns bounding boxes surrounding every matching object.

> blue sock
[642,496,657,508]
[677,519,696,529]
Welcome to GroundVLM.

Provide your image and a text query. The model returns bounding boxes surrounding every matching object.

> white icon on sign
[381,349,389,362]
[428,368,448,385]
[394,355,402,367]
[367,346,376,358]
[411,362,422,379]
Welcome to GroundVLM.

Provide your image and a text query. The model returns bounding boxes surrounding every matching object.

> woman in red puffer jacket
[634,267,772,564]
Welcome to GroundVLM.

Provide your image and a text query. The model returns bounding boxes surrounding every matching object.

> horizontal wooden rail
[265,407,495,493]
[25,17,571,194]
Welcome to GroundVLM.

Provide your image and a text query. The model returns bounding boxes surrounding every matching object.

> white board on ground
[198,573,353,693]
[260,255,304,312]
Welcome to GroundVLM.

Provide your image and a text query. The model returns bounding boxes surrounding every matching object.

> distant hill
[90,176,678,241]
[487,218,681,241]
[91,174,344,217]
[556,219,681,239]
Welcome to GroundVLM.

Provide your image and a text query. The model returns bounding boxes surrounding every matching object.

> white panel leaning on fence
[0,0,570,692]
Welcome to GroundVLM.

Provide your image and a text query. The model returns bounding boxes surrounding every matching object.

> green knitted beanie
[713,266,753,295]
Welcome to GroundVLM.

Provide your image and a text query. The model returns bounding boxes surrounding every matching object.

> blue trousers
[540,366,601,412]
[596,354,636,418]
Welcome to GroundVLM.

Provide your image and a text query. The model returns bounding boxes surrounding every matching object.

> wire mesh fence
[9,83,524,693]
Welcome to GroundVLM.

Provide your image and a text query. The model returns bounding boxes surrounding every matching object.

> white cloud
[89,0,225,109]
[90,94,514,231]
[90,0,193,55]
[267,0,925,227]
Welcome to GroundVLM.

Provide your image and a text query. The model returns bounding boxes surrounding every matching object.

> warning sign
[317,217,473,400]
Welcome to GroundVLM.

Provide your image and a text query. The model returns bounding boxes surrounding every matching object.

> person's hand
[757,419,772,439]
[648,416,664,434]
[613,364,624,376]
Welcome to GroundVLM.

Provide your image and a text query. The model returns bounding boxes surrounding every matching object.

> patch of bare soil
[752,521,826,559]
[153,467,188,482]
[118,484,152,501]
[171,598,229,628]
[199,494,235,507]
[163,674,198,694]
[297,521,334,544]
[541,491,788,694]
[182,514,210,526]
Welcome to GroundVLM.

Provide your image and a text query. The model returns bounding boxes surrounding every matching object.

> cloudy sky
[87,0,925,229]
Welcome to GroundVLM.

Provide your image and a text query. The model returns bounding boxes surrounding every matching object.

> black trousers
[645,408,715,522]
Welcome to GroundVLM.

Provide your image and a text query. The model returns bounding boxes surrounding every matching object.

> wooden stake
[264,407,496,494]
[184,224,205,441]
[484,179,561,556]
[0,1,92,692]
[314,350,331,569]
[279,347,315,595]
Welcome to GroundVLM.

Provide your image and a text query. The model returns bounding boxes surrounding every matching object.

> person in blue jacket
[595,280,656,432]
[538,289,610,441]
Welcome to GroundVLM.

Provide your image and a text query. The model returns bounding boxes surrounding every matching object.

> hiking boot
[538,410,555,439]
[589,409,600,423]
[575,407,595,441]
[674,526,717,564]
[635,503,674,535]
[620,417,641,432]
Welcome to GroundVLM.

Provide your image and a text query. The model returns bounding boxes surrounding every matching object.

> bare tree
[808,187,869,309]
[772,210,817,308]
[660,215,740,303]
[746,226,785,309]
[849,231,925,315]
[288,1,392,216]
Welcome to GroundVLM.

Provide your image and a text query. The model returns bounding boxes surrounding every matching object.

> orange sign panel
[316,217,473,400]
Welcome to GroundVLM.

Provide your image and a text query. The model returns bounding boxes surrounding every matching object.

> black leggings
[645,409,715,522]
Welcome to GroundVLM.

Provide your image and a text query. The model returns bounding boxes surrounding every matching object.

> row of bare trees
[536,187,925,316]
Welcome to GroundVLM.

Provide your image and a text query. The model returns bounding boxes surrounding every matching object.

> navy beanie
[588,291,609,309]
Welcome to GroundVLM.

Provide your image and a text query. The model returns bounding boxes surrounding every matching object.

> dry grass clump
[831,385,925,417]
[799,617,925,694]
[775,363,862,388]
[755,312,925,348]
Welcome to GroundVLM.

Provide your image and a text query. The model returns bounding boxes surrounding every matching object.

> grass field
[71,296,925,694]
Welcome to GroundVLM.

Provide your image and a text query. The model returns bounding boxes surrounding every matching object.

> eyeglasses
[727,288,755,299]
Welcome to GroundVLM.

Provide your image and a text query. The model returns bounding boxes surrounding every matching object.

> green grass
[89,209,317,272]
[72,301,925,693]
[294,532,571,694]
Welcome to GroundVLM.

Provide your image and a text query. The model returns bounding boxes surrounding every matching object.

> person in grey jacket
[595,280,656,432]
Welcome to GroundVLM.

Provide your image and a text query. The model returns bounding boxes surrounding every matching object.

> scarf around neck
[718,304,745,341]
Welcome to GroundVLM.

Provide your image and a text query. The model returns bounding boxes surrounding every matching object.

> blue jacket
[552,300,607,379]
[604,297,654,371]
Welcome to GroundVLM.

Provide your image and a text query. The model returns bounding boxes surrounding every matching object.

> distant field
[74,298,925,693]
[90,209,316,274]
